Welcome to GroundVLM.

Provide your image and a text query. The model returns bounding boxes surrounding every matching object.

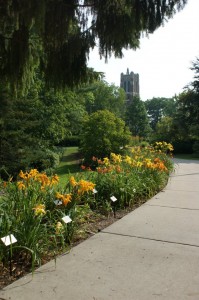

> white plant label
[110,196,117,202]
[54,200,62,206]
[1,234,17,246]
[62,216,72,224]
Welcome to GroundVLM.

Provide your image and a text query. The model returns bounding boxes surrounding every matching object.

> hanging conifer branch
[0,0,187,92]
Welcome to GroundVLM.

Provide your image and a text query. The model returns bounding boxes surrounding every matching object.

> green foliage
[80,145,173,211]
[0,79,128,176]
[28,148,60,172]
[145,58,199,147]
[190,57,199,93]
[0,144,173,273]
[155,59,199,146]
[80,110,131,161]
[0,74,86,176]
[154,116,175,142]
[0,86,44,176]
[64,91,88,135]
[175,90,199,139]
[144,97,177,130]
[0,169,95,269]
[170,58,199,149]
[80,81,126,118]
[125,97,151,138]
[59,136,81,147]
[0,0,187,91]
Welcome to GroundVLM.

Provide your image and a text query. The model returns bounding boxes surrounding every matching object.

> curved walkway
[1,159,199,300]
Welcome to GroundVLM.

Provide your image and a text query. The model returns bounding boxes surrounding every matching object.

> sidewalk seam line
[101,231,199,248]
[170,172,199,177]
[144,204,199,211]
[164,189,198,192]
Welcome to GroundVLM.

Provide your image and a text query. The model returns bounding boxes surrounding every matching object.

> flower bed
[0,142,173,287]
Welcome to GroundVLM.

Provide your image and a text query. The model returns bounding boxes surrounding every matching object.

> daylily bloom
[33,204,46,216]
[56,222,64,234]
[17,181,26,190]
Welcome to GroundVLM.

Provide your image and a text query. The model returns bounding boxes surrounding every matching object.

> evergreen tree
[0,0,187,91]
[0,74,83,176]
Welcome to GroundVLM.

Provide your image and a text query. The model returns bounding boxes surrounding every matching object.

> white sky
[88,0,199,101]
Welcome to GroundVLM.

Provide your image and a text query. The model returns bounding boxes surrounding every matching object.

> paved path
[1,159,199,300]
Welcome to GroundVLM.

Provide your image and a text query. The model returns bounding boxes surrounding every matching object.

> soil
[0,200,146,290]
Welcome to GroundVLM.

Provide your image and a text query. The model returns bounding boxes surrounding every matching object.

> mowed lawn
[56,147,81,186]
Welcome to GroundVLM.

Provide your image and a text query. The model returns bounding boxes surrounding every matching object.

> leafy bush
[80,110,131,162]
[0,147,62,180]
[29,149,60,171]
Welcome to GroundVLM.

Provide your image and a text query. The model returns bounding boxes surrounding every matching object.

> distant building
[120,68,139,102]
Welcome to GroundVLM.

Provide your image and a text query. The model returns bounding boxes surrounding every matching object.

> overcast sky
[88,0,199,101]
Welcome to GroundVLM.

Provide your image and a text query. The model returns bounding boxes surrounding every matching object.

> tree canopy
[149,58,199,151]
[190,57,199,93]
[175,57,199,140]
[125,97,151,138]
[79,81,126,117]
[144,97,176,130]
[0,0,187,91]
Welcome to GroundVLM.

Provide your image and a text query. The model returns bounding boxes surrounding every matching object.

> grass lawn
[56,147,81,186]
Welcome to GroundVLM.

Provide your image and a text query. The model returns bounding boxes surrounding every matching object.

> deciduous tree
[144,97,176,130]
[80,81,126,118]
[125,97,151,138]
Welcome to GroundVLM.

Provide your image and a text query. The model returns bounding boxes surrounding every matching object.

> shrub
[28,149,60,171]
[80,110,131,162]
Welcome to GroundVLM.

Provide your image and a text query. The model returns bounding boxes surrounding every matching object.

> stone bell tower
[120,68,140,102]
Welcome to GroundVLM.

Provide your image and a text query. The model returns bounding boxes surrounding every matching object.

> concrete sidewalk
[1,158,199,300]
